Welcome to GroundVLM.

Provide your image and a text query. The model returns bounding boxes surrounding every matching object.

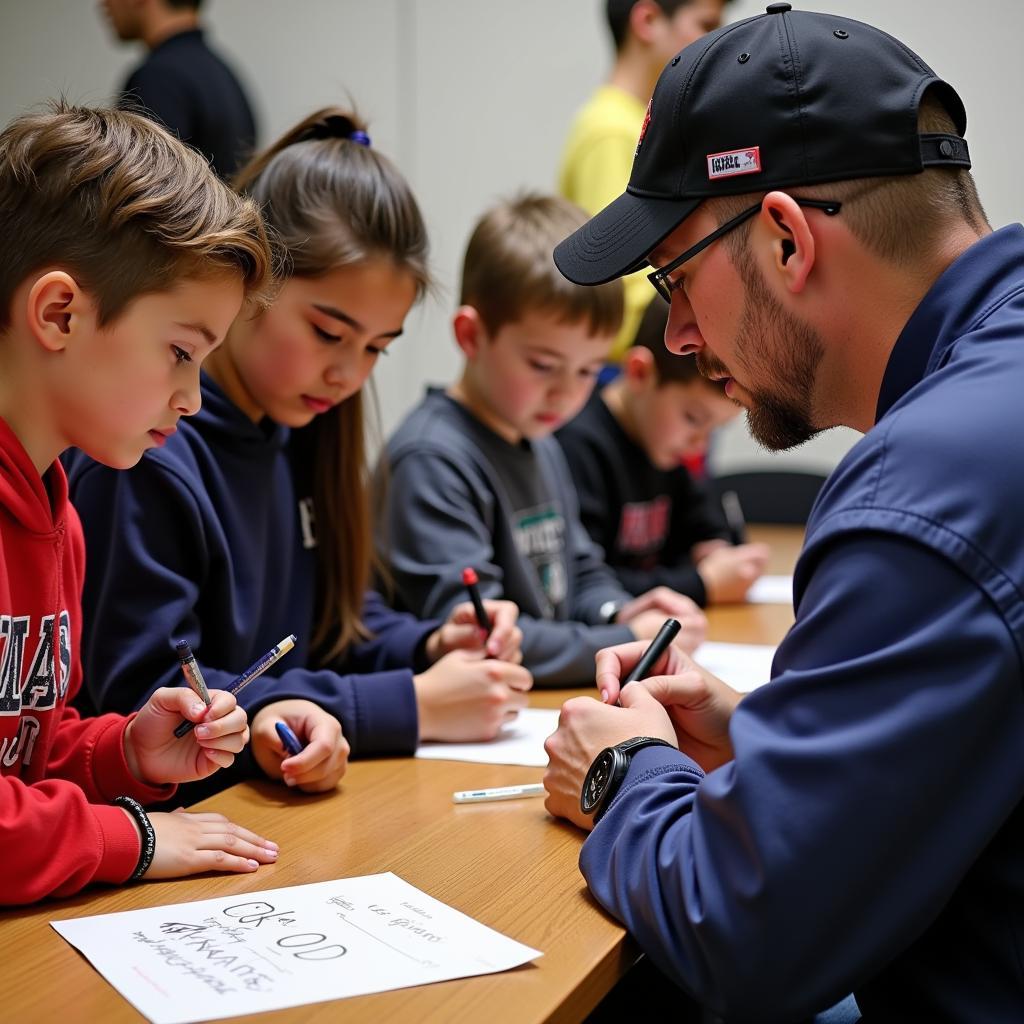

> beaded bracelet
[114,795,157,881]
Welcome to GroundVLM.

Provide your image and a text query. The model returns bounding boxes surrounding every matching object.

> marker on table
[616,617,681,706]
[721,490,747,545]
[175,634,298,738]
[175,640,211,708]
[461,566,493,637]
[275,721,305,757]
[453,783,546,804]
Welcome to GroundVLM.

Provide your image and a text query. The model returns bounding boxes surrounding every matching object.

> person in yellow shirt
[559,0,730,362]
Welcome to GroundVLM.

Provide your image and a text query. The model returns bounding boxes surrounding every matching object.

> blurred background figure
[559,1,730,365]
[99,0,256,179]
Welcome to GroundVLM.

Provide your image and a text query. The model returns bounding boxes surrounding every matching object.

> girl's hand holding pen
[425,598,523,663]
[124,687,250,786]
[414,649,532,742]
[251,699,350,793]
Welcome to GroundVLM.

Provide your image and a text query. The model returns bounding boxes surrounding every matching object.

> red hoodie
[0,416,174,904]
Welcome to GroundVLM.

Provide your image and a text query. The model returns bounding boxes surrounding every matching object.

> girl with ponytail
[68,108,531,801]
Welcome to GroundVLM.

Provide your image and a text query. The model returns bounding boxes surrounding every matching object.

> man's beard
[704,251,825,452]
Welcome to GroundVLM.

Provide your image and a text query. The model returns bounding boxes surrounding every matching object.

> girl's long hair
[234,108,430,662]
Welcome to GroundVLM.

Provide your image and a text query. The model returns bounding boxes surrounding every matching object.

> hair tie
[303,115,371,147]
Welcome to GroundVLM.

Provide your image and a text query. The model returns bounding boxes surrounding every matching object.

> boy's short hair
[632,296,704,385]
[460,192,623,337]
[0,100,273,332]
[605,0,730,52]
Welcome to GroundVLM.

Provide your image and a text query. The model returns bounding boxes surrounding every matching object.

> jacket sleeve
[70,459,418,760]
[612,560,707,605]
[0,772,141,905]
[341,592,438,675]
[579,532,1024,1020]
[0,705,179,905]
[380,448,633,688]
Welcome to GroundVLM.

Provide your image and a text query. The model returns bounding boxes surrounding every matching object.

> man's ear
[453,305,487,359]
[25,271,88,352]
[622,346,657,390]
[757,192,817,294]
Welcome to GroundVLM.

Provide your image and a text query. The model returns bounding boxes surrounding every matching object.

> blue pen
[275,721,305,757]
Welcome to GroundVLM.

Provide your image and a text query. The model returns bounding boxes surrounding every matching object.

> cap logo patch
[707,146,762,180]
[635,100,652,156]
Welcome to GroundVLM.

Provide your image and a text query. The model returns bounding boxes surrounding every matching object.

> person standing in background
[100,0,256,179]
[559,0,729,363]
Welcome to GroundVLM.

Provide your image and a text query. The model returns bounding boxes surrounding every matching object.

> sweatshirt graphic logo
[514,505,567,611]
[707,146,762,180]
[0,611,71,770]
[617,496,671,555]
[0,611,72,715]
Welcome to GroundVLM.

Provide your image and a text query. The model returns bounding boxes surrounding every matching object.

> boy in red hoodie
[0,102,279,904]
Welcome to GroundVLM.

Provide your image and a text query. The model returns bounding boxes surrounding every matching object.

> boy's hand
[414,649,533,742]
[618,586,707,652]
[120,807,279,879]
[697,542,771,604]
[124,687,249,786]
[250,700,350,793]
[596,640,741,771]
[425,599,523,663]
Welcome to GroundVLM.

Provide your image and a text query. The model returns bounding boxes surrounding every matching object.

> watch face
[581,749,615,815]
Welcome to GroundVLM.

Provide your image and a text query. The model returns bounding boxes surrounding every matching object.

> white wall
[1,0,1020,473]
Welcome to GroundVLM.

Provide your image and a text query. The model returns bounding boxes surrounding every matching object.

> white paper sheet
[692,641,776,692]
[745,574,794,605]
[415,707,558,767]
[51,872,541,1024]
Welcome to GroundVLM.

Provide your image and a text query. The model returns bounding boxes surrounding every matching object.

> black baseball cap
[554,3,970,285]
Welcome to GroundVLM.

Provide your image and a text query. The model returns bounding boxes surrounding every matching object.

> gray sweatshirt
[377,388,634,687]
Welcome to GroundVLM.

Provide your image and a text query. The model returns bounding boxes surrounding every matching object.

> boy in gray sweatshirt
[377,194,705,687]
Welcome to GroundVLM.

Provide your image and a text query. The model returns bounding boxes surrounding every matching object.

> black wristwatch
[581,736,675,822]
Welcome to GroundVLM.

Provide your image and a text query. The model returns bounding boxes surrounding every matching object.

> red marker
[461,567,493,636]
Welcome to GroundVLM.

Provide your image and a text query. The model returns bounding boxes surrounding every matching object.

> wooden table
[0,526,803,1024]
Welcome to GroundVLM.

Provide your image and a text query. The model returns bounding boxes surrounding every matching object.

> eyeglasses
[647,198,842,304]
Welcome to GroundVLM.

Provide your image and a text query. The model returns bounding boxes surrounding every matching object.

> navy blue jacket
[67,375,435,793]
[579,226,1024,1022]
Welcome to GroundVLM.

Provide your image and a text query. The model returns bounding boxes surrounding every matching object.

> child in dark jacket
[557,298,768,606]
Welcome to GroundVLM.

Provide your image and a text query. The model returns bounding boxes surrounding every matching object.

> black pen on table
[721,490,747,545]
[615,618,681,706]
[461,566,493,637]
[174,634,298,738]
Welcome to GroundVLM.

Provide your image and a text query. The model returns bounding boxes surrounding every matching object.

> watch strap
[586,736,677,823]
[616,736,675,757]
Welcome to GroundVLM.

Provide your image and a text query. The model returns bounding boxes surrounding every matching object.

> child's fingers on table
[180,810,278,851]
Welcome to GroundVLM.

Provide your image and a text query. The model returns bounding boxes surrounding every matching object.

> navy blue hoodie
[67,374,435,796]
